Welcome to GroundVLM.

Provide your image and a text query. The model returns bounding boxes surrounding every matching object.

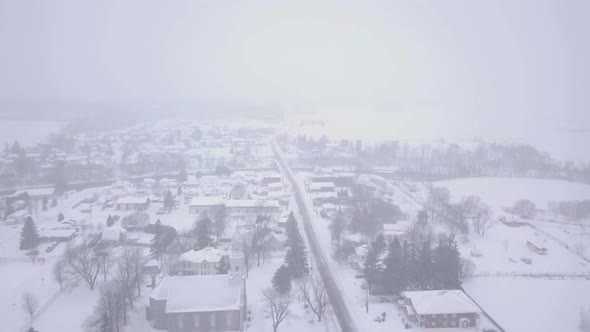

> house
[174,247,230,275]
[146,275,246,331]
[401,290,481,329]
[39,229,77,242]
[309,182,336,193]
[116,196,150,211]
[526,240,548,255]
[188,196,224,214]
[225,199,281,222]
[101,224,127,244]
[12,187,56,203]
[262,229,286,252]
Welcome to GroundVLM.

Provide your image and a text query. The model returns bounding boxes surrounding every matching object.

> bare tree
[53,259,76,290]
[95,245,115,282]
[262,288,292,332]
[21,292,38,319]
[66,244,101,290]
[298,276,329,322]
[425,185,450,224]
[117,247,146,309]
[241,240,251,277]
[85,282,126,332]
[463,197,494,236]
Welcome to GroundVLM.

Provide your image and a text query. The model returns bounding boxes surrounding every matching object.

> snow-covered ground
[464,277,590,332]
[435,177,590,211]
[460,222,590,276]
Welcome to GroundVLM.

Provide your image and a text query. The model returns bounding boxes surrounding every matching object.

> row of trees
[264,213,328,332]
[424,186,494,236]
[81,246,147,332]
[365,234,466,295]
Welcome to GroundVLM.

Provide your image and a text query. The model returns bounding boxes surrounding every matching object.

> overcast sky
[0,0,588,130]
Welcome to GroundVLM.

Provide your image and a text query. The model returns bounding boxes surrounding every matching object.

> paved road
[272,141,358,332]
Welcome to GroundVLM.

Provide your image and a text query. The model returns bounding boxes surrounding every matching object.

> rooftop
[402,290,481,315]
[179,247,226,264]
[150,275,243,313]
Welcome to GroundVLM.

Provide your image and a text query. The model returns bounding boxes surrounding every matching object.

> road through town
[272,141,358,332]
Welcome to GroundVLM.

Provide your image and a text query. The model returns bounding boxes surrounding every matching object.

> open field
[464,277,590,332]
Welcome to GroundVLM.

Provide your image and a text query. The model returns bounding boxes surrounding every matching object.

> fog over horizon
[1,0,589,160]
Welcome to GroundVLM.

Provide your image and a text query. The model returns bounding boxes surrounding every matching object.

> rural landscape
[1,1,589,332]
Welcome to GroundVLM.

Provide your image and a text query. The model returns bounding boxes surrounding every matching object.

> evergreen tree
[272,265,292,294]
[383,237,403,293]
[106,215,114,227]
[19,216,40,250]
[417,240,433,289]
[284,212,309,278]
[178,169,187,183]
[193,217,213,250]
[11,140,21,154]
[57,212,65,222]
[216,256,230,274]
[150,222,164,260]
[433,236,461,289]
[163,191,175,212]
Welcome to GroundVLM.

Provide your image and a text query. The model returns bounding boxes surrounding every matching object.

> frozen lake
[0,120,65,147]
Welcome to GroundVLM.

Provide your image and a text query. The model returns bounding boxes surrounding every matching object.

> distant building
[146,275,246,332]
[115,196,150,211]
[309,182,336,193]
[225,199,280,222]
[401,290,481,329]
[188,196,224,215]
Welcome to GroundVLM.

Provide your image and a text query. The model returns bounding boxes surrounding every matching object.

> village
[0,118,589,332]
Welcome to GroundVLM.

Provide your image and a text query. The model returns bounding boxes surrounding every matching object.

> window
[210,313,216,328]
[226,312,232,327]
[178,316,183,328]
[194,314,200,328]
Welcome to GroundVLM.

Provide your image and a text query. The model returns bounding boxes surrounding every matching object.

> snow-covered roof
[179,247,226,264]
[189,196,224,207]
[101,224,127,241]
[40,229,77,238]
[150,275,243,313]
[117,196,149,205]
[310,182,336,189]
[402,290,481,315]
[225,199,280,209]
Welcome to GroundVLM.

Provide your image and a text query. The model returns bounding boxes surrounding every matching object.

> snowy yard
[460,222,590,276]
[435,177,590,210]
[464,277,590,332]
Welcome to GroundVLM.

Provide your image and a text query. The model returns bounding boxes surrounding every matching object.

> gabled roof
[179,247,226,264]
[402,290,481,315]
[150,275,243,313]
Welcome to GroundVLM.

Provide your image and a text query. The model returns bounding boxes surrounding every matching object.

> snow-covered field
[464,277,590,332]
[460,222,590,276]
[435,177,590,210]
